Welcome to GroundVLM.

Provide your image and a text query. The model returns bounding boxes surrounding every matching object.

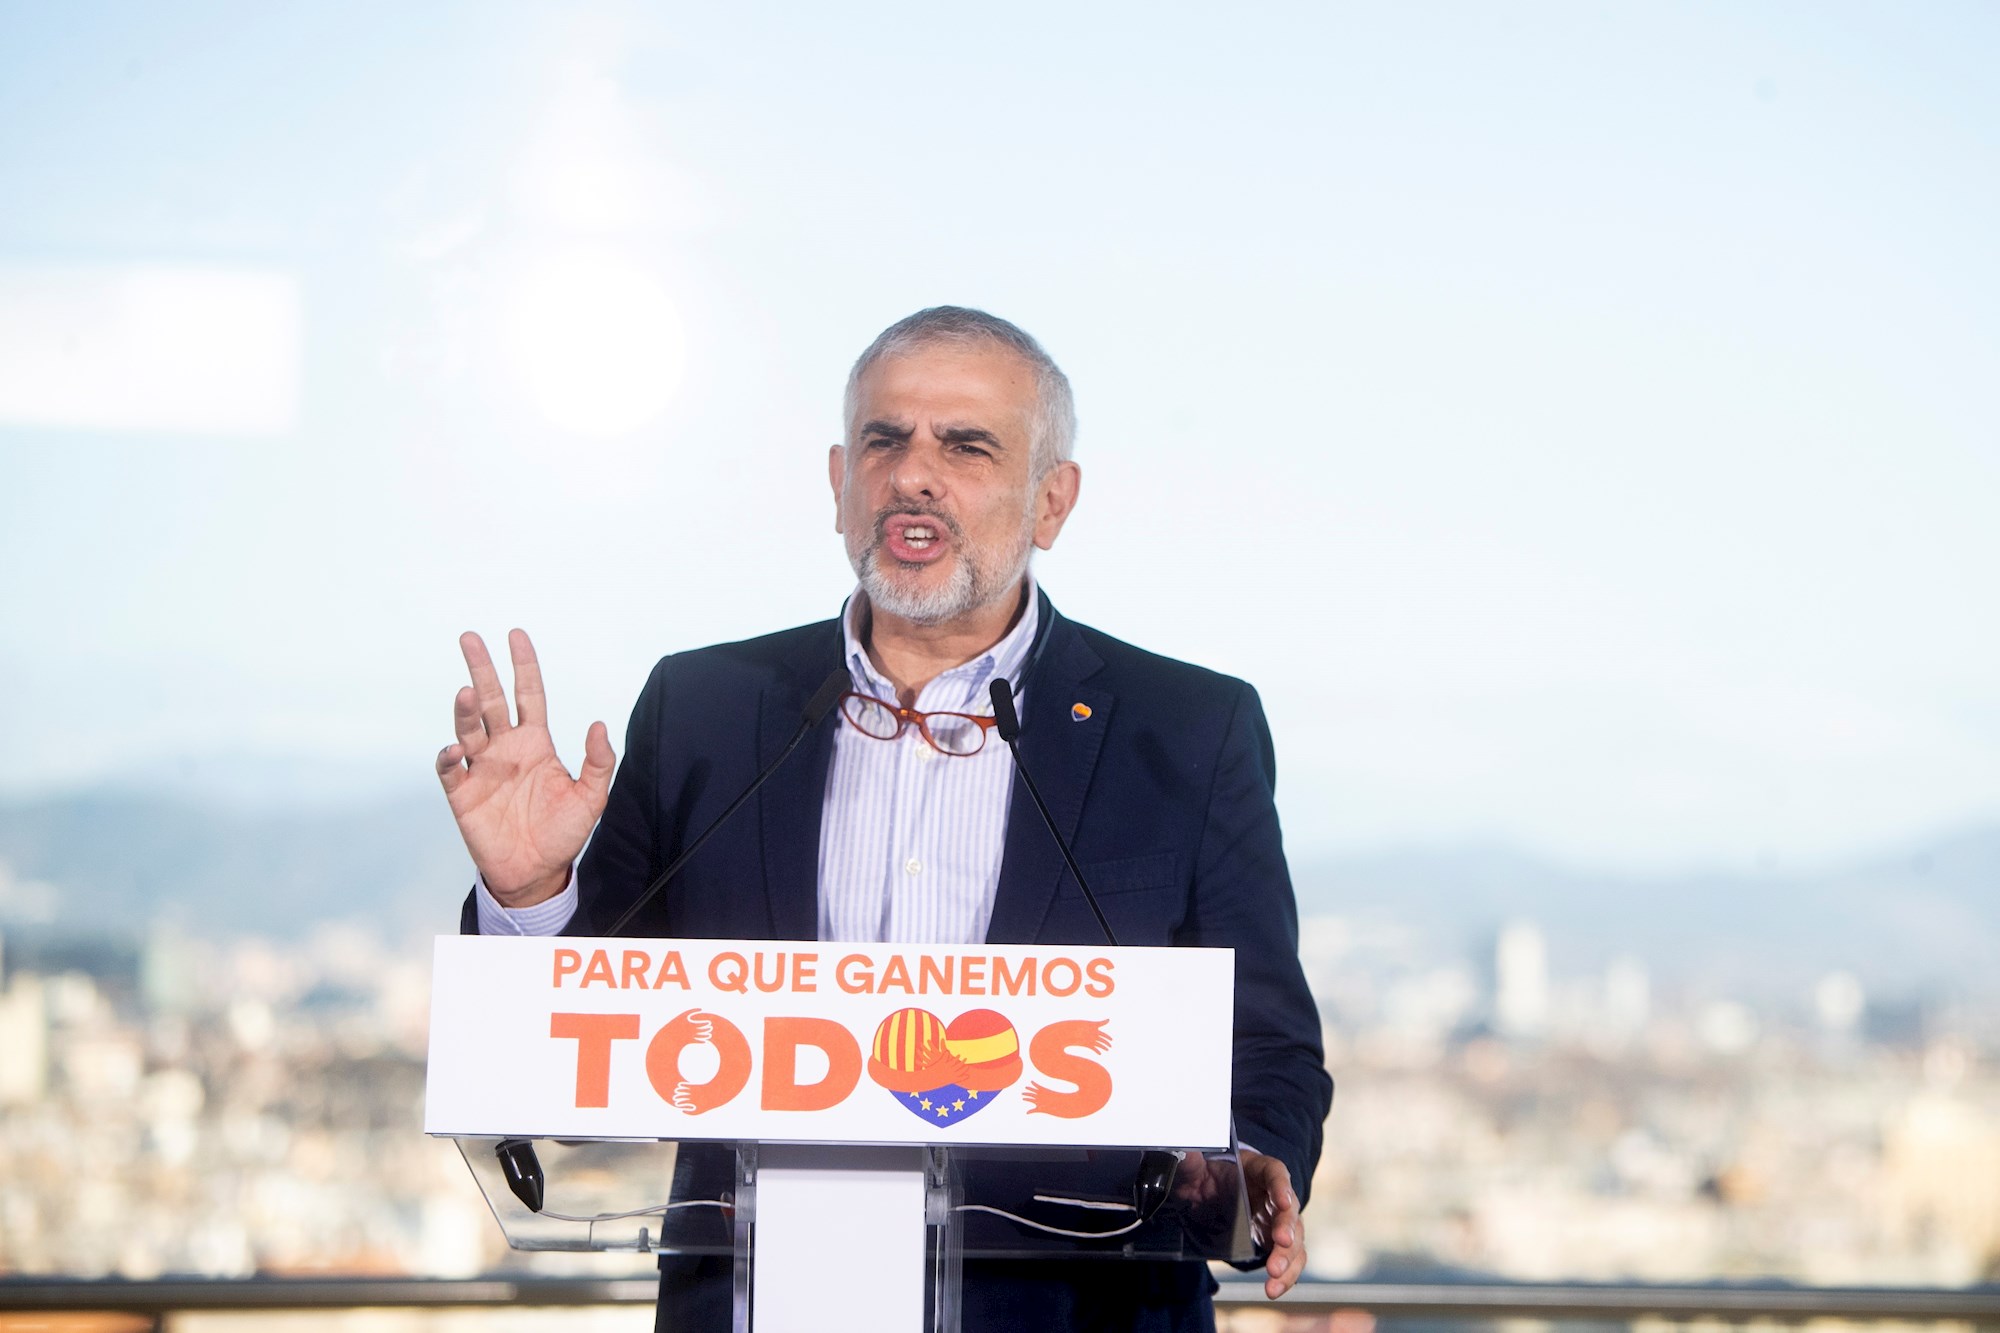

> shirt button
[905,858,923,876]
[915,744,936,763]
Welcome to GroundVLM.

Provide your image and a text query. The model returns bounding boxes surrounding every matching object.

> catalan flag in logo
[868,1007,1022,1125]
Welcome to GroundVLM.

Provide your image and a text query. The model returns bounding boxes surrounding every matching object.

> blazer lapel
[985,605,1112,944]
[756,625,845,941]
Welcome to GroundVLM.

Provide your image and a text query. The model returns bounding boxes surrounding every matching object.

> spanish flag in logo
[942,1008,1023,1091]
[868,1007,1023,1125]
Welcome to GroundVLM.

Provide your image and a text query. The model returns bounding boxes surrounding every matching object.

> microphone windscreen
[803,668,850,726]
[988,678,1021,743]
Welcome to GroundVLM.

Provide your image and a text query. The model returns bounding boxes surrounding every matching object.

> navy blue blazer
[462,592,1331,1209]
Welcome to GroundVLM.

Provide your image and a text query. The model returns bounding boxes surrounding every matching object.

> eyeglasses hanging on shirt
[838,692,1001,757]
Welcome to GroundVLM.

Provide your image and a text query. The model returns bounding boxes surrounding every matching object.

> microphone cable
[606,667,850,937]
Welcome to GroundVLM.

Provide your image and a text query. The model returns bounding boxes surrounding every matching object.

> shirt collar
[840,575,1042,711]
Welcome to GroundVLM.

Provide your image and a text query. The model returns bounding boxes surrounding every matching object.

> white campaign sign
[425,936,1234,1148]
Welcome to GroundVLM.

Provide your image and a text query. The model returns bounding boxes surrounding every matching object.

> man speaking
[436,307,1332,1330]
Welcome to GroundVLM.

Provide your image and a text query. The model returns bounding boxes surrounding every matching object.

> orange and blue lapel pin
[1070,702,1093,722]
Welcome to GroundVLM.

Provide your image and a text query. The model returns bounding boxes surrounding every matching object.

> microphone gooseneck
[606,667,849,937]
[989,678,1119,947]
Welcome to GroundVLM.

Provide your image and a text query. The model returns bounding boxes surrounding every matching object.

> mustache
[870,504,964,546]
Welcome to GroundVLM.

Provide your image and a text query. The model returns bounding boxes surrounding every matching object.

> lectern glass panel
[452,1136,1256,1265]
[455,1136,736,1254]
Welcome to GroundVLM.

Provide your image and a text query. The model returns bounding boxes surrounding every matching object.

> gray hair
[843,306,1076,479]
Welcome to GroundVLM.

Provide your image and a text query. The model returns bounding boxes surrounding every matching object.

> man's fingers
[453,686,489,756]
[509,628,548,728]
[1265,1203,1305,1297]
[1265,1235,1306,1298]
[577,720,616,807]
[460,631,514,735]
[1282,1235,1307,1282]
[1266,1216,1301,1266]
[436,744,467,795]
[1240,1153,1304,1299]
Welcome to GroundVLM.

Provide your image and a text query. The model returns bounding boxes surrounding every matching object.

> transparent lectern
[427,936,1255,1333]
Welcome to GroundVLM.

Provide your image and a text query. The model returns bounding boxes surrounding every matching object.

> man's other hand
[435,629,614,907]
[1241,1149,1306,1299]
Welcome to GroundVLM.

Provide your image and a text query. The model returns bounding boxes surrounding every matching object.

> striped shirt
[817,581,1036,944]
[476,581,1038,946]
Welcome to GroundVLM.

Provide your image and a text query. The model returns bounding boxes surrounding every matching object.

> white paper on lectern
[425,936,1234,1148]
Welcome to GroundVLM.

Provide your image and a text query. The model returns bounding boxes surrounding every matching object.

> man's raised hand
[435,629,615,908]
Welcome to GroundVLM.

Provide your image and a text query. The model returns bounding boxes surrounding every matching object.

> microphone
[496,1138,546,1212]
[988,679,1119,947]
[606,667,849,937]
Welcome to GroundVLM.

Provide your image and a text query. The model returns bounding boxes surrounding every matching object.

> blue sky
[1,1,1995,872]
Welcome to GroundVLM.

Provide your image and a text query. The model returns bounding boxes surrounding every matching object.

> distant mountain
[1,780,1995,1001]
[0,785,470,940]
[1291,825,2000,1001]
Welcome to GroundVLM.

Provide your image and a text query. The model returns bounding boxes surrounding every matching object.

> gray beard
[852,522,1033,628]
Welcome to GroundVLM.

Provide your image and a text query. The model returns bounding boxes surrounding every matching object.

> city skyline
[4,879,1995,1285]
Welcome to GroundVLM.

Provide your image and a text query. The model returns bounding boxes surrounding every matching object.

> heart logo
[866,1007,1023,1125]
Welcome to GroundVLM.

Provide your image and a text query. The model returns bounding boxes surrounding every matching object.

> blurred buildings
[1296,909,2000,1287]
[0,921,604,1280]
[2,898,1996,1285]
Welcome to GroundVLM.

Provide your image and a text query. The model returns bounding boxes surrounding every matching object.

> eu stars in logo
[867,1007,1023,1125]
